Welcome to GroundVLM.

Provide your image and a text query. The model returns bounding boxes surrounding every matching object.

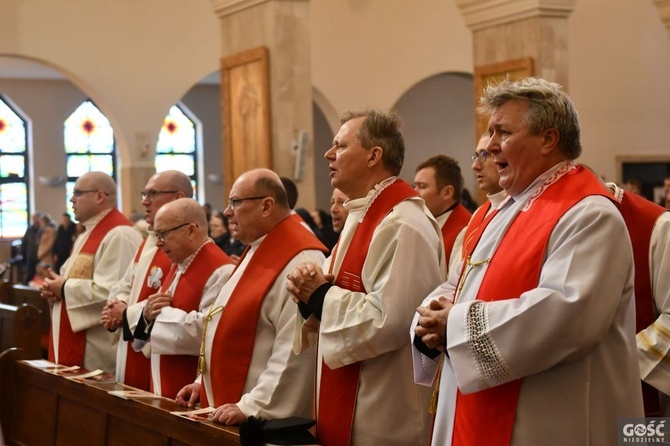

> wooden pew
[0,351,241,446]
[0,281,49,357]
[0,303,42,359]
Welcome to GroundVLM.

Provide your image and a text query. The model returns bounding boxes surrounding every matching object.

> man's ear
[540,128,560,155]
[95,190,107,204]
[368,146,383,167]
[260,197,275,216]
[441,184,455,201]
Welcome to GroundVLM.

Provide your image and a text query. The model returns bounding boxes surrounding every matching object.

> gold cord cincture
[198,305,224,374]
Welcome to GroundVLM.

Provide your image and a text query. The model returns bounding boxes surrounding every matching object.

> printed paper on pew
[108,390,163,399]
[23,359,66,370]
[62,369,104,381]
[170,406,215,422]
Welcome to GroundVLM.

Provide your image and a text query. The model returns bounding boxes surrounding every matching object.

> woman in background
[209,210,245,262]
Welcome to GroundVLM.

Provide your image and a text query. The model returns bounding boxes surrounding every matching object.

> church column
[455,0,576,88]
[209,0,315,207]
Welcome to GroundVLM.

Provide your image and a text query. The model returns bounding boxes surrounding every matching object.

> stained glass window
[64,100,116,212]
[156,104,198,197]
[0,95,29,238]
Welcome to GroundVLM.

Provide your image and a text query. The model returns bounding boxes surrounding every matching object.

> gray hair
[341,109,405,175]
[478,77,582,159]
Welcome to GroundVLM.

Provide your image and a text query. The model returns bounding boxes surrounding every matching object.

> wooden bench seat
[0,303,42,359]
[0,281,49,357]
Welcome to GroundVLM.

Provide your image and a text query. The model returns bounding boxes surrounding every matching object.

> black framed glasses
[471,151,491,164]
[72,189,99,198]
[141,190,179,201]
[226,196,266,211]
[153,222,196,243]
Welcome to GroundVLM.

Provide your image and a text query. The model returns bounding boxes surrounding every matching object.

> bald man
[176,168,327,426]
[130,198,234,399]
[101,170,193,390]
[41,171,142,373]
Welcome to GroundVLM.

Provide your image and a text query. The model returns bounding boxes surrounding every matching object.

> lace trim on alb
[358,176,397,223]
[465,301,513,386]
[522,161,577,212]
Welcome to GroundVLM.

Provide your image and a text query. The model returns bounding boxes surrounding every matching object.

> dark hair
[211,210,228,227]
[280,177,299,209]
[341,109,405,175]
[416,155,464,202]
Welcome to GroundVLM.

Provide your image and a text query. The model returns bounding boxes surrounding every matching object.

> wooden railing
[0,348,240,446]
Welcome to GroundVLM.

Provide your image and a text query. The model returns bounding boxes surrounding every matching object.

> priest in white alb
[412,78,643,446]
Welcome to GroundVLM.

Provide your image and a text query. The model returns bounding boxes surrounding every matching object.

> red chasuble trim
[124,240,172,390]
[318,179,417,446]
[155,244,232,399]
[440,203,471,259]
[617,191,667,416]
[207,216,327,407]
[49,209,132,367]
[452,166,610,446]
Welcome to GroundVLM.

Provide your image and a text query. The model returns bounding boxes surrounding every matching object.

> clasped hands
[142,291,173,322]
[286,262,333,304]
[414,296,454,352]
[101,299,127,330]
[40,268,65,304]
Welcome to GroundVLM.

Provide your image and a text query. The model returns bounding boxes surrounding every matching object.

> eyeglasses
[471,151,491,164]
[226,196,266,211]
[153,222,196,243]
[141,190,179,201]
[72,189,99,198]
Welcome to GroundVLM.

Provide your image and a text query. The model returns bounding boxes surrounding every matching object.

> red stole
[617,191,667,416]
[461,202,491,259]
[207,216,327,407]
[154,243,232,399]
[452,166,610,446]
[440,203,471,259]
[318,179,417,446]
[49,209,132,366]
[124,239,171,391]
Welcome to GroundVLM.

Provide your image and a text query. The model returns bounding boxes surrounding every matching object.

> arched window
[156,104,198,197]
[64,100,116,211]
[0,95,29,238]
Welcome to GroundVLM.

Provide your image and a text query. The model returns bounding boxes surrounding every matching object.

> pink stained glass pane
[64,101,114,154]
[157,106,195,154]
[0,98,26,154]
[0,182,28,238]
